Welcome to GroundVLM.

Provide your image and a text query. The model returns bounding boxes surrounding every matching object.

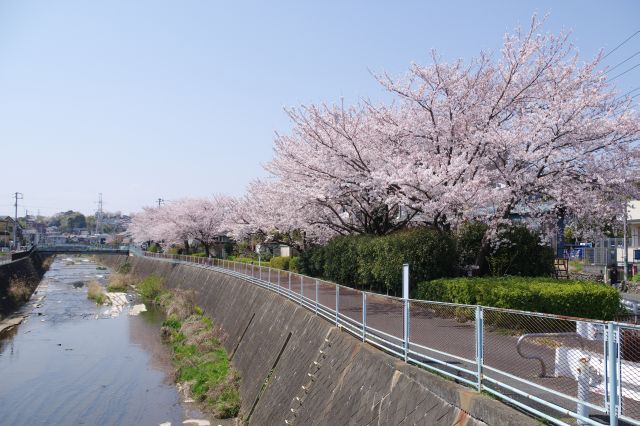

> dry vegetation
[87,280,106,305]
[41,256,54,271]
[7,277,33,304]
[106,272,136,292]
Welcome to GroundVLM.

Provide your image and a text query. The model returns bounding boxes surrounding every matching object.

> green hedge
[289,257,299,272]
[299,228,457,294]
[270,256,290,270]
[455,222,555,277]
[415,277,621,320]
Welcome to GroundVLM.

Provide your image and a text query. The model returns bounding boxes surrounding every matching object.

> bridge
[33,244,130,255]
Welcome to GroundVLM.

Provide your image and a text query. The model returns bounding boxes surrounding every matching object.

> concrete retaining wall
[0,253,49,318]
[100,255,537,426]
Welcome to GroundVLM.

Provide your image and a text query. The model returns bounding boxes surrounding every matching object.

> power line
[609,62,640,81]
[602,30,640,60]
[615,87,640,101]
[622,87,640,97]
[605,50,640,74]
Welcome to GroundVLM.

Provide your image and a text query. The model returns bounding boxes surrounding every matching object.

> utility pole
[624,201,629,282]
[13,192,23,250]
[157,198,165,208]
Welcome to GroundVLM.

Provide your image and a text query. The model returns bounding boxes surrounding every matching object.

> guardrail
[142,251,640,426]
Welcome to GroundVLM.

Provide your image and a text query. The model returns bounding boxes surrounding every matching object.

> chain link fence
[142,251,636,426]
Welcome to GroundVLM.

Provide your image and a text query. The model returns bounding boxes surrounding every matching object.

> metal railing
[34,244,129,253]
[141,251,640,426]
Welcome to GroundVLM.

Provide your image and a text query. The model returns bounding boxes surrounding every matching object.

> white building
[617,201,640,272]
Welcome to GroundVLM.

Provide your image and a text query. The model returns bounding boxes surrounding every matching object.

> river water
[0,255,212,426]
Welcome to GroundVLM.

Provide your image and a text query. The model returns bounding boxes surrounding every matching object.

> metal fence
[142,251,639,426]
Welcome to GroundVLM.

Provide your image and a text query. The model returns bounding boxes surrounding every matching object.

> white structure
[618,200,640,272]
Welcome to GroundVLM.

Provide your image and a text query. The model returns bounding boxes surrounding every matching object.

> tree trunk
[474,233,492,276]
[475,200,516,275]
[183,240,190,255]
[204,244,210,257]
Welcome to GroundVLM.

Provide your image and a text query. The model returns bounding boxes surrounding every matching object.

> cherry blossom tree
[265,103,418,237]
[129,196,230,256]
[378,17,640,269]
[132,16,640,272]
[223,179,335,250]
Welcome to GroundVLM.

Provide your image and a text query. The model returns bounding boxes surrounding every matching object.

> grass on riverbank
[87,281,106,305]
[136,275,241,418]
[163,311,240,418]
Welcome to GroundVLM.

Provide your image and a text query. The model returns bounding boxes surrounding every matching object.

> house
[44,234,68,245]
[621,200,640,272]
[0,216,22,248]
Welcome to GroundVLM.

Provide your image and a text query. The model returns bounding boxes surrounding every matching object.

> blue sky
[0,1,639,216]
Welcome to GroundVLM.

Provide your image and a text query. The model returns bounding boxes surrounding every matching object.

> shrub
[415,277,621,320]
[321,234,372,287]
[456,222,554,277]
[270,256,290,271]
[117,261,132,274]
[298,228,457,294]
[138,275,166,303]
[288,256,299,272]
[455,221,488,270]
[487,226,555,277]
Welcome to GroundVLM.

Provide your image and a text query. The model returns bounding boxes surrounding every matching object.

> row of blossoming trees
[129,19,640,269]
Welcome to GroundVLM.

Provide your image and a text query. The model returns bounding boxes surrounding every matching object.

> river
[0,255,214,426]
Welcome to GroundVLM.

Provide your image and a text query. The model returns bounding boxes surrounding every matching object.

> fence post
[608,322,619,426]
[362,292,367,342]
[259,265,262,281]
[403,264,409,362]
[336,285,339,326]
[277,270,280,293]
[268,267,271,286]
[315,279,319,315]
[300,275,304,305]
[475,305,484,392]
[288,271,292,294]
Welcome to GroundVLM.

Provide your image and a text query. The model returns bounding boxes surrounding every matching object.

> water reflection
[0,255,209,426]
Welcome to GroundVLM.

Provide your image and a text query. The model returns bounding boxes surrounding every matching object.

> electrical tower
[96,193,104,235]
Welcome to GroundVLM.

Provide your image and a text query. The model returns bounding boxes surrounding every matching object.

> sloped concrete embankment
[99,255,536,426]
[0,253,50,318]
